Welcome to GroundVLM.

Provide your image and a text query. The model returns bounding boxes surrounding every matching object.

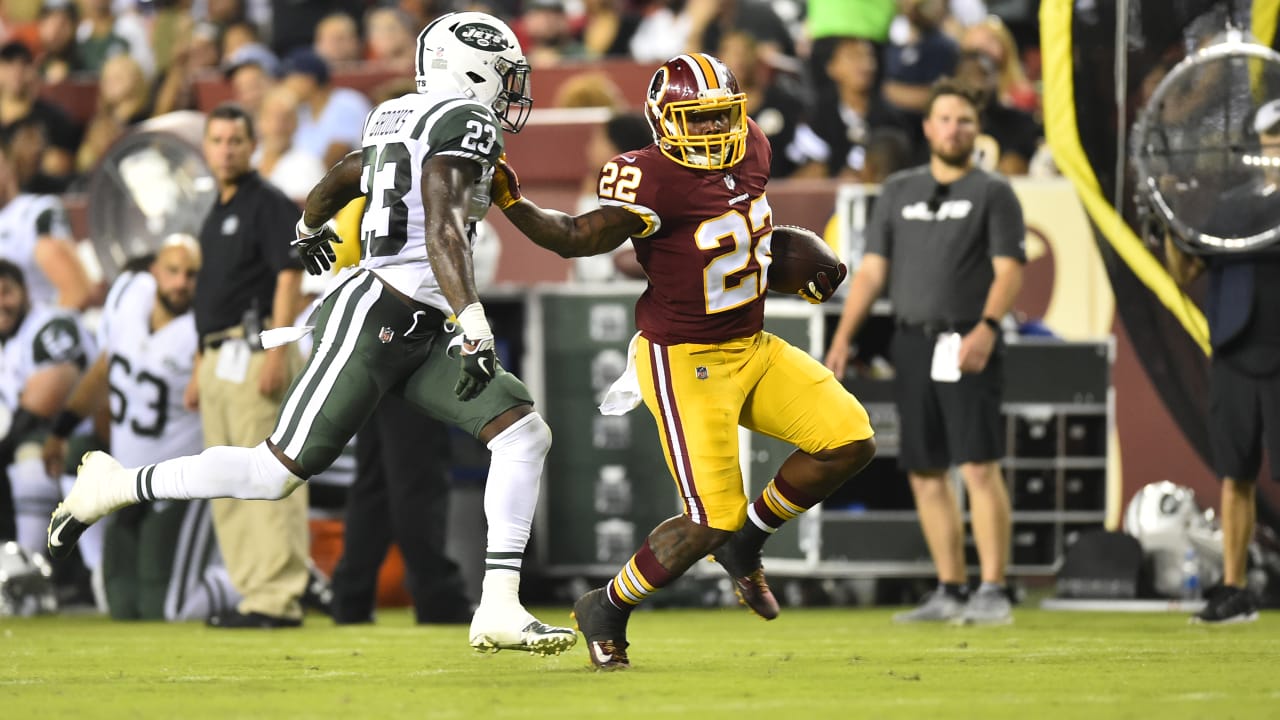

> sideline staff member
[194,103,309,628]
[824,79,1025,625]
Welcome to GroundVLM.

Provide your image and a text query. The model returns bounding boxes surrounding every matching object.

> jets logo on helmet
[456,22,510,51]
[414,12,533,133]
[644,53,748,171]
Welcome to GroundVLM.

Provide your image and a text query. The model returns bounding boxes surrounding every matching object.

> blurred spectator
[74,0,135,77]
[151,19,221,117]
[197,0,250,28]
[36,0,84,84]
[572,112,651,282]
[953,50,1038,175]
[0,40,77,185]
[517,0,586,68]
[628,0,698,62]
[75,53,150,174]
[223,39,279,76]
[363,6,415,74]
[807,0,896,44]
[881,0,957,128]
[226,57,275,117]
[267,0,361,58]
[252,84,322,202]
[6,117,64,191]
[0,141,95,309]
[788,36,898,180]
[220,19,262,63]
[863,126,914,182]
[691,0,795,61]
[959,14,1038,114]
[716,28,807,178]
[279,47,369,168]
[945,0,989,33]
[312,12,361,69]
[579,0,641,59]
[552,70,624,109]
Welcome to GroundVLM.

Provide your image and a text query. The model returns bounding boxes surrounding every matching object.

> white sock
[482,412,550,555]
[133,442,304,503]
[480,571,523,609]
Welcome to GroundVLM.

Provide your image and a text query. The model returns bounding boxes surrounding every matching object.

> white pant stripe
[270,274,371,448]
[651,342,701,523]
[281,277,382,458]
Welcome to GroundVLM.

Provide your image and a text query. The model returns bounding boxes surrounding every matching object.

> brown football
[767,224,843,295]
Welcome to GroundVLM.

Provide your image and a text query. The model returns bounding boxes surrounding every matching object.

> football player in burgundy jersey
[495,52,876,670]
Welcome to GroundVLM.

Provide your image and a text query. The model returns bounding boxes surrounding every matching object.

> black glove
[292,220,342,276]
[455,337,499,401]
[797,263,848,304]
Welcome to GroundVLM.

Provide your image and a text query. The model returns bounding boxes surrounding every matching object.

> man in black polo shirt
[192,103,309,628]
[825,79,1025,625]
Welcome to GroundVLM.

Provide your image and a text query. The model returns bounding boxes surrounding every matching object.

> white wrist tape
[456,302,493,342]
[297,217,325,236]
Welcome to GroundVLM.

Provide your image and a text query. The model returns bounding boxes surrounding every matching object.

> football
[767,224,844,295]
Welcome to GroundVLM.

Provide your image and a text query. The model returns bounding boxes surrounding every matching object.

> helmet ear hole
[466,71,486,85]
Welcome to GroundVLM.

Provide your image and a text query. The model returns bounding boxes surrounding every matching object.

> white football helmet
[1123,481,1223,597]
[414,12,532,133]
[0,541,57,617]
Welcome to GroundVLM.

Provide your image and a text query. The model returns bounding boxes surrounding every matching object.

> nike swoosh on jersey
[620,155,637,162]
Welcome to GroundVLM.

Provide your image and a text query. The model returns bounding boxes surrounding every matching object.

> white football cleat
[48,452,132,560]
[469,605,577,656]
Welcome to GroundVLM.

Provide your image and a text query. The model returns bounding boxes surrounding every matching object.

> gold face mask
[645,54,749,171]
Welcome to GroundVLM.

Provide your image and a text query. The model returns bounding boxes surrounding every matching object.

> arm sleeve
[34,199,71,237]
[863,181,895,260]
[596,153,665,239]
[33,316,87,369]
[986,178,1026,262]
[420,101,504,170]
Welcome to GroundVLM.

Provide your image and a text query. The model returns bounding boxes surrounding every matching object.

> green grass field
[2,607,1276,719]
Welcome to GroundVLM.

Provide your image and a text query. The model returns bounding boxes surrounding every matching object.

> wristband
[51,409,82,439]
[456,302,493,342]
[297,217,325,236]
[982,316,1001,333]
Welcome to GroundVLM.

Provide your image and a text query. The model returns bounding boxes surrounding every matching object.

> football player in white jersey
[43,236,241,620]
[51,12,577,655]
[0,143,96,310]
[0,259,92,560]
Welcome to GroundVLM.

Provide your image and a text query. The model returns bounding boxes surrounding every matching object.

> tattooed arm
[492,154,644,258]
[504,204,644,258]
[300,151,365,228]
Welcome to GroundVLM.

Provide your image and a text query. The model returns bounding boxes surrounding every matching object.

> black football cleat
[712,534,780,620]
[572,588,631,671]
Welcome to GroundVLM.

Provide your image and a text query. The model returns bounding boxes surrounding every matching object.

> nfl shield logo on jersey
[724,174,736,190]
[378,326,394,344]
[695,366,708,380]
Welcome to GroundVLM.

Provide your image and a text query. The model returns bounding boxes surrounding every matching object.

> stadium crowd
[0,0,1047,197]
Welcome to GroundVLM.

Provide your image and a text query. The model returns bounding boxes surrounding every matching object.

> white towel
[598,332,643,416]
[258,266,360,350]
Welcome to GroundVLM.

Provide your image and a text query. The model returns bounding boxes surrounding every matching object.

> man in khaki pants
[189,103,309,627]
